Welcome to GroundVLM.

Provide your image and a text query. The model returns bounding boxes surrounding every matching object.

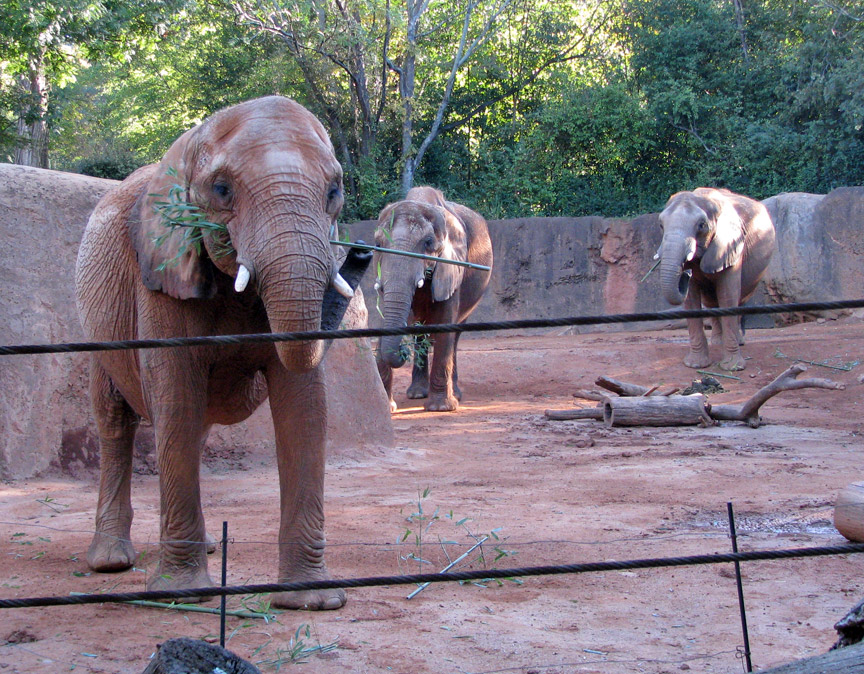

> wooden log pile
[544,364,844,429]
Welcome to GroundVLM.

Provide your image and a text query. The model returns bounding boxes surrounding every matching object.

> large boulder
[0,164,392,480]
[762,188,864,322]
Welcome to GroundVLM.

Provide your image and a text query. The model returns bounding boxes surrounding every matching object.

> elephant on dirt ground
[374,186,493,412]
[657,187,775,371]
[75,96,371,610]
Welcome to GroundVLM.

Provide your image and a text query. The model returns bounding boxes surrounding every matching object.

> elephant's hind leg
[87,361,138,572]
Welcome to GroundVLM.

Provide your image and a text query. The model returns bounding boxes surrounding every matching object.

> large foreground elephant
[374,186,493,411]
[658,187,775,371]
[75,96,370,610]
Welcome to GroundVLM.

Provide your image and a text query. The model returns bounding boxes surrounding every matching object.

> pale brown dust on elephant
[75,96,371,610]
[657,187,776,371]
[373,186,493,412]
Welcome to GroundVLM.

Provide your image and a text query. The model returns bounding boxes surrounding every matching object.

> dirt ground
[1,316,863,673]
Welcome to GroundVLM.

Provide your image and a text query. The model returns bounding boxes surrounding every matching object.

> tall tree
[0,0,184,167]
[228,0,614,200]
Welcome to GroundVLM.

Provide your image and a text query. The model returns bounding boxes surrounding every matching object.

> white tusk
[333,273,354,298]
[234,264,251,293]
[374,281,381,291]
[685,239,697,262]
[416,278,424,289]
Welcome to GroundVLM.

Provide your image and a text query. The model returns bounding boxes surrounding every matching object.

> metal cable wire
[2,543,863,609]
[1,299,862,356]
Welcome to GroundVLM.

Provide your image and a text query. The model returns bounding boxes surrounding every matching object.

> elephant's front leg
[87,361,138,572]
[406,334,431,399]
[267,365,346,610]
[426,331,459,412]
[683,286,711,369]
[717,276,746,371]
[141,354,213,598]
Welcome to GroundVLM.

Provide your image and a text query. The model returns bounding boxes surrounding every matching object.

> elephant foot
[272,587,347,611]
[87,532,135,572]
[425,395,459,412]
[147,561,214,603]
[406,383,429,399]
[719,354,746,371]
[684,350,712,369]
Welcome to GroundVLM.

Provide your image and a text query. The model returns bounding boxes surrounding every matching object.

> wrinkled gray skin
[75,96,363,610]
[374,186,493,411]
[658,187,775,371]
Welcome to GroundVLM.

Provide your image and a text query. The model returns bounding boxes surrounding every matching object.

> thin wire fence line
[0,519,757,548]
[3,543,863,609]
[1,299,862,356]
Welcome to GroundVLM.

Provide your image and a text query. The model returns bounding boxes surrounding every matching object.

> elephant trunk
[659,235,695,306]
[378,286,416,369]
[255,225,332,372]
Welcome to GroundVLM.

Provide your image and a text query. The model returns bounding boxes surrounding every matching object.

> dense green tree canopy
[2,0,862,218]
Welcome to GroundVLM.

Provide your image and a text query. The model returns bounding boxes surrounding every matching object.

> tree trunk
[755,641,864,673]
[141,638,260,674]
[544,407,604,421]
[14,53,50,168]
[603,395,713,427]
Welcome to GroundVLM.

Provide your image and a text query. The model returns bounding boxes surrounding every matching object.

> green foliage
[150,167,232,269]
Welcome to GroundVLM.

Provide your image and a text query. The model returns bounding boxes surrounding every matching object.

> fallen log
[142,638,261,674]
[544,407,604,421]
[709,364,845,428]
[602,394,713,427]
[752,640,864,673]
[572,389,610,402]
[595,376,657,397]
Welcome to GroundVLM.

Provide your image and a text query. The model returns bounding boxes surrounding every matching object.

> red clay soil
[1,316,863,674]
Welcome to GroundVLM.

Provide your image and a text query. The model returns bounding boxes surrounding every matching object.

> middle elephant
[374,186,493,412]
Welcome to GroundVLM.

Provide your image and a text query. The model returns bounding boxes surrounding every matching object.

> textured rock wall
[0,165,392,480]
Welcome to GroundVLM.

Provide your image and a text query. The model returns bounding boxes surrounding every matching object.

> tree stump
[834,483,864,543]
[142,638,261,674]
[602,394,713,427]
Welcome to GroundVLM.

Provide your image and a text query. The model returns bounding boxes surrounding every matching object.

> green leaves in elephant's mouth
[150,166,234,271]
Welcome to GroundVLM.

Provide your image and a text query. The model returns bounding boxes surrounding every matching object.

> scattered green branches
[151,167,233,270]
[255,623,339,669]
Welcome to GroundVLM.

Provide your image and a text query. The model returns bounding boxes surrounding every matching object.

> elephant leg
[717,277,746,371]
[406,334,430,399]
[683,287,711,369]
[376,351,397,413]
[267,365,345,610]
[87,360,138,572]
[452,333,462,402]
[426,332,458,412]
[142,357,213,598]
[709,317,723,346]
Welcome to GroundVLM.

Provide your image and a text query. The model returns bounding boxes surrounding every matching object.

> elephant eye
[423,236,436,251]
[212,181,232,201]
[326,184,343,216]
[696,219,708,233]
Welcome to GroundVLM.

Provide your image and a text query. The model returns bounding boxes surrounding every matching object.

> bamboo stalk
[330,240,491,271]
[70,592,277,619]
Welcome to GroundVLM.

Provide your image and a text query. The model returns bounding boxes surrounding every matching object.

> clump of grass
[397,487,518,589]
[255,623,339,669]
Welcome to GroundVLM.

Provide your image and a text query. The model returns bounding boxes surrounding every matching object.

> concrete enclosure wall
[0,165,393,480]
[1,163,862,479]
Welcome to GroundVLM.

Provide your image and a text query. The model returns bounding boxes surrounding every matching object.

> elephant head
[132,96,355,371]
[658,189,745,305]
[373,198,467,368]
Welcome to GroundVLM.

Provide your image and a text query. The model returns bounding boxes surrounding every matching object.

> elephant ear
[699,194,745,274]
[131,125,217,300]
[431,206,468,302]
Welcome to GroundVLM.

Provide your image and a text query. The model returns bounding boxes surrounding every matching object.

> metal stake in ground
[220,521,228,648]
[728,502,753,672]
